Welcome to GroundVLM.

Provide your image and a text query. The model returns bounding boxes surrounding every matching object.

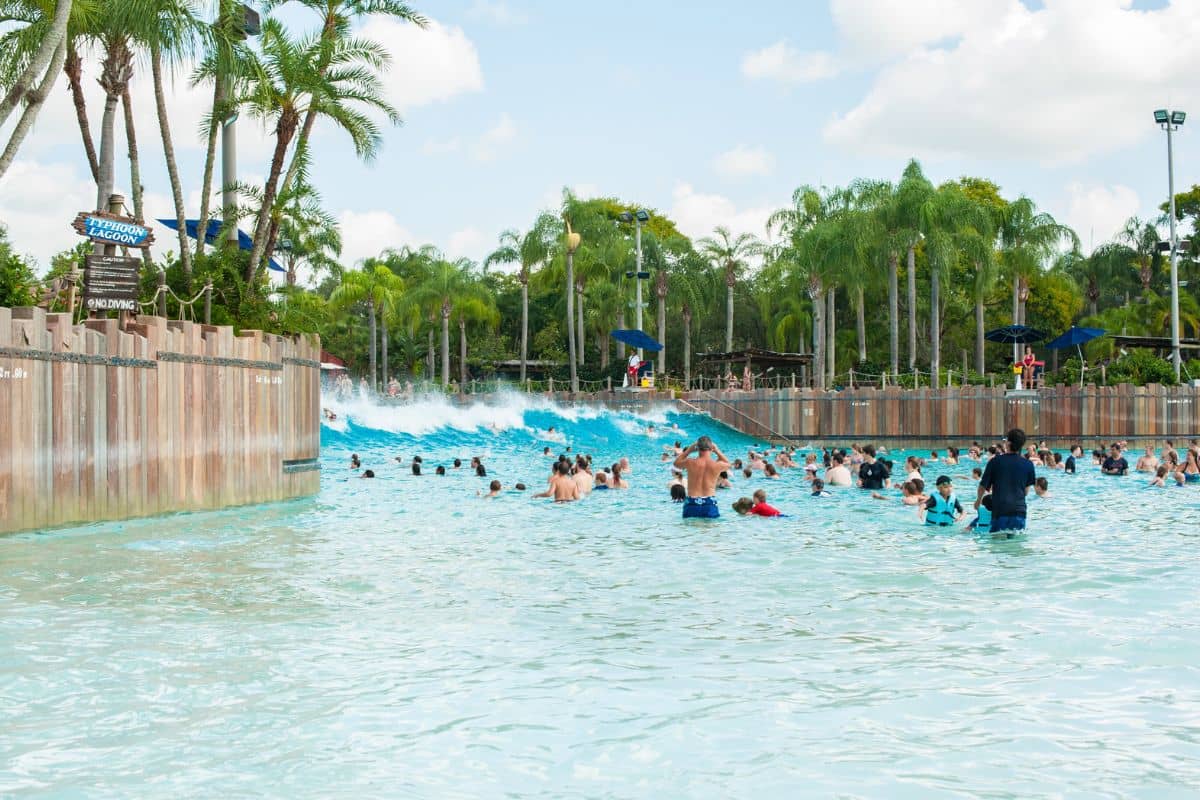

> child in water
[810,478,832,497]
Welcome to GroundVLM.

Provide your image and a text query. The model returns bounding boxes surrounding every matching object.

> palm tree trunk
[64,45,99,183]
[247,114,298,281]
[459,319,467,386]
[96,90,120,211]
[0,0,70,127]
[599,330,608,370]
[427,327,434,378]
[975,297,985,374]
[1012,279,1021,365]
[380,314,388,388]
[519,277,528,382]
[195,80,221,258]
[725,278,734,351]
[683,310,692,388]
[0,38,66,180]
[617,308,626,363]
[931,267,941,388]
[888,252,899,375]
[566,251,578,393]
[151,43,192,281]
[441,307,450,387]
[657,292,666,376]
[576,284,585,366]
[121,88,153,272]
[367,302,377,393]
[906,245,917,369]
[856,285,866,363]
[826,287,836,386]
[811,281,825,390]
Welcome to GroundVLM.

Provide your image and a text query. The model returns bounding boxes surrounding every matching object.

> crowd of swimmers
[345,424,1200,533]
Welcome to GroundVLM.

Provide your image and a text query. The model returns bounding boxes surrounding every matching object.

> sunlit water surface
[3,393,1199,798]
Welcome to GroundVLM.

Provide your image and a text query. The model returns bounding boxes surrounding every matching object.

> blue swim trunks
[682,496,720,519]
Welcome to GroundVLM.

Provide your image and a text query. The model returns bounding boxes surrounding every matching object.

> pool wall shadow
[0,306,320,534]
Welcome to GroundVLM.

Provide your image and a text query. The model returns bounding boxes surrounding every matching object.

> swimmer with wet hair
[360,469,374,479]
[670,483,686,502]
[435,465,446,476]
[350,453,361,469]
[482,480,501,498]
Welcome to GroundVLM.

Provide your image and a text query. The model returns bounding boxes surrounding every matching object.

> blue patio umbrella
[610,329,663,353]
[983,324,1049,344]
[1045,326,1105,387]
[156,218,284,272]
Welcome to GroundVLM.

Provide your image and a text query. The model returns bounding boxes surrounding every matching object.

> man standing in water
[977,427,1036,533]
[674,435,732,518]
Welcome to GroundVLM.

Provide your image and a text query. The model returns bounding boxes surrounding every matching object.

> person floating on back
[674,435,731,519]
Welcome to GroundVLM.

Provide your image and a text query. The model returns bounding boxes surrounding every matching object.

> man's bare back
[674,436,731,499]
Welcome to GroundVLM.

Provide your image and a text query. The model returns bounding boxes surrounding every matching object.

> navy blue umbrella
[1044,326,1105,350]
[610,329,663,352]
[156,218,284,272]
[1045,326,1105,387]
[984,324,1049,344]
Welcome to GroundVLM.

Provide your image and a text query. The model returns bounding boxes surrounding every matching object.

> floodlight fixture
[1154,109,1170,124]
[635,209,650,223]
[1171,111,1186,126]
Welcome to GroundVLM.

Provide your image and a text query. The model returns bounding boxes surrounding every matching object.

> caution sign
[84,254,141,312]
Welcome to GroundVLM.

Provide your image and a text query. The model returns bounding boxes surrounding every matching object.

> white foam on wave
[321,389,684,438]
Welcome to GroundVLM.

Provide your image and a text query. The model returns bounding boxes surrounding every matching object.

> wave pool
[3,394,1199,798]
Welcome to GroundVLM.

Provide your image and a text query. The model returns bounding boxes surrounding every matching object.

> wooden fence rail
[0,306,321,535]
[682,385,1200,446]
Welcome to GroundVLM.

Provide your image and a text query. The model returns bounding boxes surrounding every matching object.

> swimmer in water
[350,453,361,470]
[480,479,502,498]
[810,478,831,497]
[534,461,580,502]
[670,483,686,503]
[748,488,783,517]
[674,436,732,519]
[360,469,374,479]
[594,471,610,490]
[1034,476,1051,498]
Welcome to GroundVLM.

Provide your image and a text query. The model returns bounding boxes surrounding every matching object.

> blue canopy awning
[156,218,284,272]
[610,329,663,352]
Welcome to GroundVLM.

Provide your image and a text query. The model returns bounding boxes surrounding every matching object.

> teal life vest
[925,492,960,526]
[972,502,992,530]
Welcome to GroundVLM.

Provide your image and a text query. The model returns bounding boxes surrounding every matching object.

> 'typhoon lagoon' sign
[72,211,155,248]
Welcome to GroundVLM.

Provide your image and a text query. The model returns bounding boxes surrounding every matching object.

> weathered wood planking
[0,308,320,535]
[682,383,1200,447]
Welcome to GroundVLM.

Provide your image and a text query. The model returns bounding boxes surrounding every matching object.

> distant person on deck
[674,435,731,519]
[978,427,1036,533]
[1021,346,1037,388]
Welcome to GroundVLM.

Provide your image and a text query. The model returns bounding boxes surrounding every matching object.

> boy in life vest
[921,475,964,527]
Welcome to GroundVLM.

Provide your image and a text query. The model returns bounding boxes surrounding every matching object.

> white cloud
[470,113,517,162]
[829,0,1009,61]
[446,226,488,260]
[1063,182,1140,253]
[668,183,773,244]
[362,17,484,112]
[741,41,838,84]
[337,209,418,267]
[823,0,1200,163]
[712,145,776,178]
[466,0,527,26]
[0,159,97,270]
[422,137,462,155]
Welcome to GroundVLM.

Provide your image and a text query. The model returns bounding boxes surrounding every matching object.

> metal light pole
[219,2,260,245]
[1155,108,1186,380]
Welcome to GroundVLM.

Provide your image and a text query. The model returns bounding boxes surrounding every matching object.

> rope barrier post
[204,282,212,325]
[607,375,612,392]
[548,376,554,395]
[67,266,81,319]
[156,270,167,317]
[849,368,855,389]
[790,372,795,389]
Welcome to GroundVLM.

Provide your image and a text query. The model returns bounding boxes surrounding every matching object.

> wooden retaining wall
[682,385,1200,446]
[0,307,321,535]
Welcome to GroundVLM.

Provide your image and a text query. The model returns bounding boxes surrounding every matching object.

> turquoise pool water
[3,394,1199,798]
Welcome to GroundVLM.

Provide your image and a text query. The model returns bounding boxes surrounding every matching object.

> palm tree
[454,293,498,386]
[264,0,424,239]
[0,0,73,179]
[483,214,556,382]
[144,0,203,280]
[329,262,404,391]
[1118,216,1163,297]
[697,225,758,351]
[275,182,342,287]
[895,161,934,370]
[243,18,397,281]
[407,256,488,386]
[1000,197,1078,361]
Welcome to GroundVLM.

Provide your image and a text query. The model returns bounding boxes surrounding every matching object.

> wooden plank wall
[683,384,1200,446]
[0,307,321,534]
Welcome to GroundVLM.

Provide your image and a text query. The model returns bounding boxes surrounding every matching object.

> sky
[1,0,1199,279]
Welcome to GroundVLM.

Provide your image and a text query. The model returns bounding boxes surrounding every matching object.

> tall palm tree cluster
[0,0,421,286]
